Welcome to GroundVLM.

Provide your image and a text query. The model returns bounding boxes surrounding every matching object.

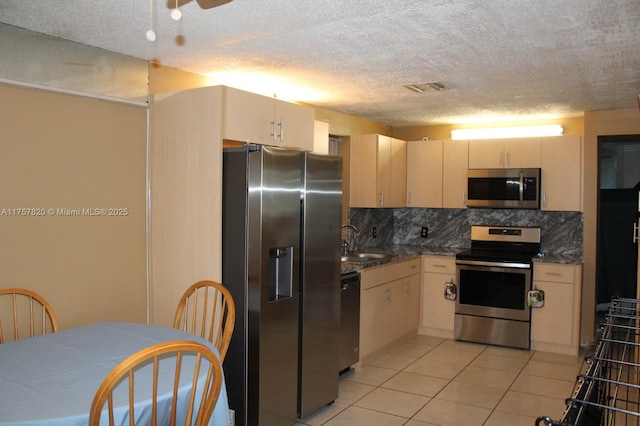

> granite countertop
[533,252,583,265]
[340,244,582,274]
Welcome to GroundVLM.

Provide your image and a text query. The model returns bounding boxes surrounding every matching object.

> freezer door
[222,145,303,426]
[299,152,342,418]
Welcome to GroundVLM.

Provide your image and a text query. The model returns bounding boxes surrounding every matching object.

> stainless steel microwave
[467,168,541,209]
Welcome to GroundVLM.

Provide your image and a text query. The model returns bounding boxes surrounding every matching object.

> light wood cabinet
[359,257,420,361]
[531,262,583,356]
[406,140,443,207]
[541,135,582,211]
[223,86,315,150]
[350,134,407,208]
[150,86,224,326]
[443,139,469,208]
[420,256,456,338]
[468,137,541,169]
[404,139,468,209]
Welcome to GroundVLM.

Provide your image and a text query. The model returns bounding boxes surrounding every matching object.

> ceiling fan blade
[168,0,193,8]
[167,0,232,9]
[195,0,234,9]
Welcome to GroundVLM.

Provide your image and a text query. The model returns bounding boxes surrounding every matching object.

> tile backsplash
[348,208,582,257]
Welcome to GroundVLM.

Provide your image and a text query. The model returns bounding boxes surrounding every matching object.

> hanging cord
[145,0,156,41]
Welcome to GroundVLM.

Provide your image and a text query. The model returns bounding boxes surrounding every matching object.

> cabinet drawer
[361,257,420,290]
[533,263,575,284]
[422,256,455,274]
[404,258,421,276]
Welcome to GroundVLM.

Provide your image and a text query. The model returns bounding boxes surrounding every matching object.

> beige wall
[0,84,148,329]
[149,64,216,95]
[310,105,391,136]
[582,108,640,344]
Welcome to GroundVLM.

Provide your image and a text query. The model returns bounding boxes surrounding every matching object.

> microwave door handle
[519,171,524,203]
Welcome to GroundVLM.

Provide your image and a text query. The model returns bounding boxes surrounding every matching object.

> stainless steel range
[454,225,541,349]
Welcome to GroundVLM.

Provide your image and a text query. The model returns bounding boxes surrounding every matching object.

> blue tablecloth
[0,322,230,425]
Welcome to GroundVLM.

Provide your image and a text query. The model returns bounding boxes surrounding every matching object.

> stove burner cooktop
[455,248,538,263]
[456,225,542,264]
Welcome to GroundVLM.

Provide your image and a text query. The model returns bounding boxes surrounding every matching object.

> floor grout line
[297,336,582,425]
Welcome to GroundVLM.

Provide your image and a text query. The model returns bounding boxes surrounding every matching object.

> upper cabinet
[443,139,469,208]
[541,135,582,211]
[223,86,315,151]
[350,134,406,208]
[468,137,541,169]
[405,139,468,209]
[406,140,443,208]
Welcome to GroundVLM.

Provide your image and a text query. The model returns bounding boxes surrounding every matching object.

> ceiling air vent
[402,82,447,93]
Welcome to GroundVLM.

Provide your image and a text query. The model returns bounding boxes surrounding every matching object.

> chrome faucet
[341,224,359,255]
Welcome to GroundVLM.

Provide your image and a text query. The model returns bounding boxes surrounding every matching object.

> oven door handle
[456,259,532,269]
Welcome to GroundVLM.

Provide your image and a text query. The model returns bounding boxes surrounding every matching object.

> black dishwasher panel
[339,272,360,373]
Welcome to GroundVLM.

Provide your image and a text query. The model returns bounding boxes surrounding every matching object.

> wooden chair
[89,340,223,426]
[0,287,59,343]
[173,280,235,360]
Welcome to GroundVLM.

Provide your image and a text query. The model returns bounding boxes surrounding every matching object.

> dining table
[0,322,231,426]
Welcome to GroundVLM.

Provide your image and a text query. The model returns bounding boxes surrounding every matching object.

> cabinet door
[530,280,574,345]
[349,134,405,208]
[376,135,392,207]
[223,87,274,144]
[468,137,540,169]
[386,275,419,340]
[531,263,582,355]
[403,274,421,334]
[406,140,443,207]
[386,137,407,207]
[360,284,391,358]
[541,135,581,211]
[468,139,505,168]
[504,137,541,168]
[421,272,456,332]
[443,139,468,208]
[349,135,378,208]
[274,99,315,150]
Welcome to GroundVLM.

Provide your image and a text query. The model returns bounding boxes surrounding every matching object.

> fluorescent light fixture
[451,125,563,140]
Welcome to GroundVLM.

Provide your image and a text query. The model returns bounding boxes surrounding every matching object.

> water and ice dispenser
[268,246,294,302]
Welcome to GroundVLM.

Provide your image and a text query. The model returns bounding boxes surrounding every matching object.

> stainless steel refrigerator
[222,145,342,426]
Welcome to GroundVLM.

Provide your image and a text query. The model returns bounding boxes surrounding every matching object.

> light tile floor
[296,336,585,426]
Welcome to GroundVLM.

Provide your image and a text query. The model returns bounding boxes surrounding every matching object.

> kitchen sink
[340,251,396,263]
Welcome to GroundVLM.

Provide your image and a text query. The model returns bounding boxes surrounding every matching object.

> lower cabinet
[359,257,420,362]
[531,262,583,356]
[420,256,456,338]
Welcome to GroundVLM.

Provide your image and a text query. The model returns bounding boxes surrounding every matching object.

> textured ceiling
[0,0,639,127]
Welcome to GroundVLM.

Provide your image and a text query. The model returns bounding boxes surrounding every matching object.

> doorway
[596,135,640,318]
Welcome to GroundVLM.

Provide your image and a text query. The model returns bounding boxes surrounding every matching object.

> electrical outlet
[421,226,428,238]
[372,226,377,238]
